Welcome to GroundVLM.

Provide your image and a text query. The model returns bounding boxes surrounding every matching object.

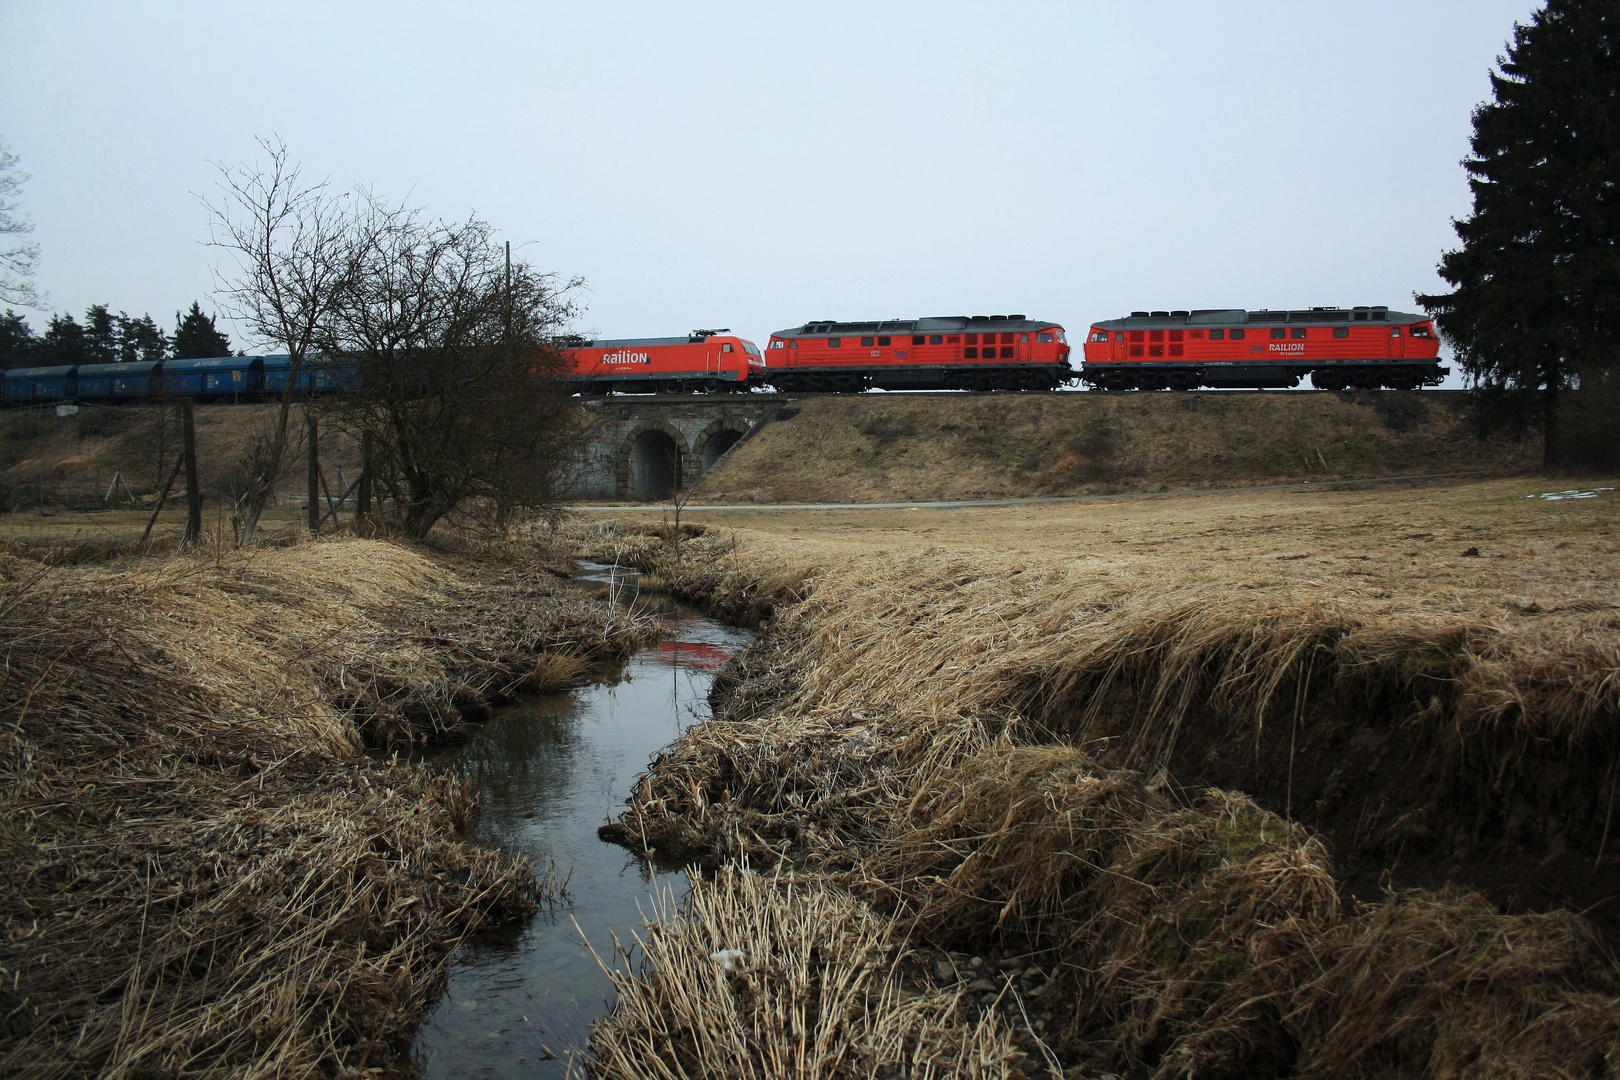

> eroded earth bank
[580,479,1620,1080]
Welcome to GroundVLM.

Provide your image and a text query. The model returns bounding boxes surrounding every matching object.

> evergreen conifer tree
[40,313,87,366]
[1418,0,1620,468]
[84,303,117,363]
[116,312,169,363]
[172,300,232,359]
[0,309,35,370]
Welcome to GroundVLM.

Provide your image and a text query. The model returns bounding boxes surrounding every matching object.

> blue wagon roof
[163,355,263,372]
[4,365,77,378]
[77,361,162,376]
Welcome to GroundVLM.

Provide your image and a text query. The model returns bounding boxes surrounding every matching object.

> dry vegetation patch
[0,536,651,1078]
[576,479,1620,1077]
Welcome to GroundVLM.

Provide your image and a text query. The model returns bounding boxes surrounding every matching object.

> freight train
[2,305,1450,405]
[2,354,356,406]
[1078,307,1448,391]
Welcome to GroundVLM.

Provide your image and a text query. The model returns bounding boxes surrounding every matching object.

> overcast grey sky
[3,0,1538,365]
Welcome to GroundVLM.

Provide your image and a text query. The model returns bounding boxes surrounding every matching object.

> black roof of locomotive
[773,315,1059,338]
[1092,307,1426,330]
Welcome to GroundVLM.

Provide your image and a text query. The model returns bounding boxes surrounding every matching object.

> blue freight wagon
[161,355,263,399]
[3,365,77,405]
[75,360,163,400]
[261,355,362,395]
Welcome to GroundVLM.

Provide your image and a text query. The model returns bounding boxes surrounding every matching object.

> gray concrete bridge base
[569,394,795,500]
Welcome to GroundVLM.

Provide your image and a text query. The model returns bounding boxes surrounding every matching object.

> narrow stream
[404,565,752,1078]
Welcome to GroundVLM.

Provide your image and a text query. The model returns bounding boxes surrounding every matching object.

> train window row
[817,332,1047,350]
[1120,326,1401,344]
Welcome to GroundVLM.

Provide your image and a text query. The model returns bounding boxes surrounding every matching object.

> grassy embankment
[692,391,1536,504]
[0,533,655,1078]
[575,476,1620,1079]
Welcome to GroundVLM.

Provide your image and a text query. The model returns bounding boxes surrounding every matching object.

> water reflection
[405,586,751,1078]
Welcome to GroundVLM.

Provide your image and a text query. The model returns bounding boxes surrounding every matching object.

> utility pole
[306,410,321,533]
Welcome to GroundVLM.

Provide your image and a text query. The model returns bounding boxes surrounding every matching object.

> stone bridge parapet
[569,394,794,500]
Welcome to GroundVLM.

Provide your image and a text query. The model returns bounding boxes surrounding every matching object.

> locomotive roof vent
[1150,310,1170,317]
[1009,314,1025,319]
[990,315,1006,320]
[1170,310,1190,317]
[1130,311,1150,318]
[970,315,990,321]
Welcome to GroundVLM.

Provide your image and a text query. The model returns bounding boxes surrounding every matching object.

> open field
[575,475,1620,1078]
[0,535,654,1078]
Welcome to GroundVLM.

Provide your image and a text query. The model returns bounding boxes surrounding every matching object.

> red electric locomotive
[562,329,765,394]
[765,315,1073,392]
[1080,307,1448,391]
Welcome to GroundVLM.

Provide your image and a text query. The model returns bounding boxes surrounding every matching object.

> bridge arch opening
[700,428,743,470]
[629,429,681,499]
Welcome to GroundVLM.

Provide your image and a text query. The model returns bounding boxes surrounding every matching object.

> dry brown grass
[588,865,1020,1080]
[0,536,653,1078]
[693,392,1535,505]
[576,477,1620,1077]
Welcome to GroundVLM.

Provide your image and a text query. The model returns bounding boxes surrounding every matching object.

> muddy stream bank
[399,564,752,1078]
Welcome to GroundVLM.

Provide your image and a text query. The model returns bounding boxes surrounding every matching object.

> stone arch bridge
[570,395,794,500]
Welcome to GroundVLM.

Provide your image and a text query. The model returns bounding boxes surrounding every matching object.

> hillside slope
[695,390,1536,503]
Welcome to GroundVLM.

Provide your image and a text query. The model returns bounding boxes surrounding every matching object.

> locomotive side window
[1390,327,1402,336]
[861,337,874,347]
[1291,328,1307,339]
[878,336,891,346]
[913,335,926,345]
[829,337,842,347]
[721,343,734,352]
[1020,333,1029,343]
[1270,328,1286,339]
[930,335,944,345]
[1332,327,1349,338]
[1230,329,1245,340]
[1410,324,1434,338]
[1114,332,1124,341]
[1210,330,1225,340]
[1038,332,1054,343]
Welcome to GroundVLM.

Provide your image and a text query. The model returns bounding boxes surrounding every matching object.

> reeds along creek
[0,536,659,1078]
[587,525,1620,1079]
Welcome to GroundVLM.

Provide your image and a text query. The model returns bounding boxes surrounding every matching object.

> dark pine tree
[116,312,169,363]
[39,313,88,366]
[1418,0,1620,469]
[172,300,231,359]
[84,303,117,363]
[0,309,36,370]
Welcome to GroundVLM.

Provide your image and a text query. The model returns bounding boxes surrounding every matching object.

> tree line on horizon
[0,301,234,372]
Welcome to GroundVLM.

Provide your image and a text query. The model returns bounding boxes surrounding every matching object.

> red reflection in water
[644,640,733,671]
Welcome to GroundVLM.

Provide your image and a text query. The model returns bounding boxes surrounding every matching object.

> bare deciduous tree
[321,199,584,538]
[0,139,46,309]
[203,137,371,543]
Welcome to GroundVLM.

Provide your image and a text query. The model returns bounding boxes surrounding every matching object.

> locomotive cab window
[1410,324,1434,338]
[1209,329,1225,340]
[769,340,785,349]
[721,343,734,352]
[1038,332,1055,343]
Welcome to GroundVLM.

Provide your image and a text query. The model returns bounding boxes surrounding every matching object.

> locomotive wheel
[703,378,721,393]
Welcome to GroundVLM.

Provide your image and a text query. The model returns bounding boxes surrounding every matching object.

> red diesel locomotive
[764,315,1073,392]
[1080,307,1448,391]
[562,329,765,394]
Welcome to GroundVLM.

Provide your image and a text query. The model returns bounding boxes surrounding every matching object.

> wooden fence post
[306,411,321,533]
[181,399,201,547]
